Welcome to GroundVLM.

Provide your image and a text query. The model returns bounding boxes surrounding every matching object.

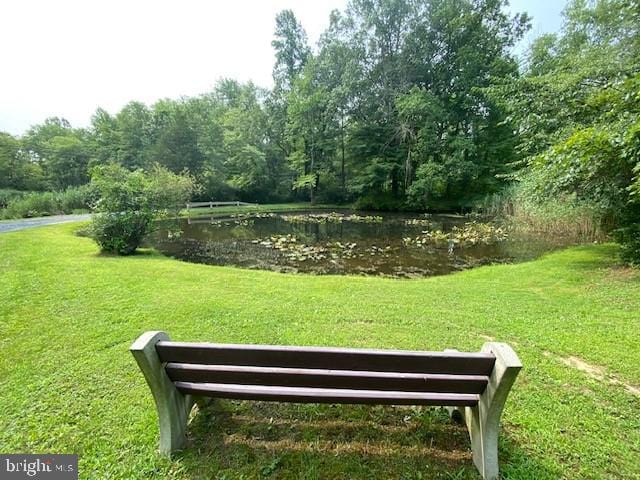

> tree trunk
[391,165,399,197]
[340,113,346,194]
[404,147,412,193]
[310,133,315,205]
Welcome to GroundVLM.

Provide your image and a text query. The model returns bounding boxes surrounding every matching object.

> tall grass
[481,187,609,242]
[0,185,97,219]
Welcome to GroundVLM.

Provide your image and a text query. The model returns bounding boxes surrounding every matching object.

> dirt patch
[544,351,640,397]
[560,356,606,380]
[223,434,472,461]
[605,266,639,282]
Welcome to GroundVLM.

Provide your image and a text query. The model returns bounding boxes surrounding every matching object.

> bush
[354,192,406,211]
[90,164,194,255]
[0,189,30,209]
[0,185,96,219]
[90,212,154,255]
[617,223,640,265]
[614,204,640,265]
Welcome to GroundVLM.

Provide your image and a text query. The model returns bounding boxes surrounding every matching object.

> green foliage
[490,182,608,242]
[291,173,316,192]
[616,222,640,266]
[221,85,270,197]
[145,164,198,214]
[0,189,29,208]
[0,132,45,191]
[89,164,194,255]
[0,185,96,219]
[335,0,526,205]
[353,191,405,211]
[407,162,448,209]
[272,10,311,91]
[22,117,91,190]
[90,211,153,255]
[487,0,640,264]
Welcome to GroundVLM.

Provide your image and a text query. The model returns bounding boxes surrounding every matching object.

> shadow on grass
[92,247,163,259]
[558,244,622,271]
[172,400,557,479]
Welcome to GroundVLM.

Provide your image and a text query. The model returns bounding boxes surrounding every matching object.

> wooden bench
[131,331,522,480]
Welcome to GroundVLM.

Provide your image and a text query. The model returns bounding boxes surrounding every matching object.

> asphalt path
[0,214,90,233]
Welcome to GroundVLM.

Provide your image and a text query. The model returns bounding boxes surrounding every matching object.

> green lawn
[179,202,344,217]
[0,223,639,479]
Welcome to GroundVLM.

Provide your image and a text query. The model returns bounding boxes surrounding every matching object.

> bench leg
[463,342,522,480]
[131,331,194,456]
[465,404,499,479]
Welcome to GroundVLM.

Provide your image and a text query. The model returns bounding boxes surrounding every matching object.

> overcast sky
[0,0,567,136]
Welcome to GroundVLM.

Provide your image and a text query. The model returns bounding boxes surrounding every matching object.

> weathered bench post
[464,342,522,480]
[130,331,194,456]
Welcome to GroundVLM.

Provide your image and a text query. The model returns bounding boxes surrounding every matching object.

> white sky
[0,0,566,135]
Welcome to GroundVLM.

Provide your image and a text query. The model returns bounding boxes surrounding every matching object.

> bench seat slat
[174,381,480,406]
[157,342,496,375]
[165,363,489,394]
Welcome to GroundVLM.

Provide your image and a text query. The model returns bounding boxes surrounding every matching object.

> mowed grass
[0,224,639,479]
[179,202,343,218]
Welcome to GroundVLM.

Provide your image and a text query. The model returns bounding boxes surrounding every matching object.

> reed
[481,188,609,243]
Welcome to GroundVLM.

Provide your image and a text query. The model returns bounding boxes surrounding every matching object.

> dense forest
[1,0,639,258]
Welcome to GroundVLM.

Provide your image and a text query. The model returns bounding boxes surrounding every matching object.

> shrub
[90,164,194,255]
[0,185,96,219]
[614,204,640,265]
[60,184,99,212]
[0,189,30,209]
[90,211,154,255]
[354,192,406,211]
[616,223,640,265]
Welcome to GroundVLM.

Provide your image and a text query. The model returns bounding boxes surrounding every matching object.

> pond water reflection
[148,210,576,278]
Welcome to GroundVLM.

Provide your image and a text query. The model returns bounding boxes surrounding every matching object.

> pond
[148,209,575,278]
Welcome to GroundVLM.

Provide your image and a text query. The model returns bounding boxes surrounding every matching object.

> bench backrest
[156,341,496,399]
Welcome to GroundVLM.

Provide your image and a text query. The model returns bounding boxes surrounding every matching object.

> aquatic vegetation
[327,241,358,259]
[404,218,433,227]
[208,218,255,227]
[166,229,183,240]
[343,214,383,223]
[451,221,508,244]
[253,235,395,263]
[403,221,508,248]
[253,235,327,261]
[253,234,298,250]
[193,213,276,227]
[281,213,343,224]
[281,212,383,224]
[230,212,276,219]
[365,245,394,257]
[235,219,254,226]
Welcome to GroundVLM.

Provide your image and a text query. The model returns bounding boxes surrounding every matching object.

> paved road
[0,214,91,233]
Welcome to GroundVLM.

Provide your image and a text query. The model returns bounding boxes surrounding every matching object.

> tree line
[0,0,529,210]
